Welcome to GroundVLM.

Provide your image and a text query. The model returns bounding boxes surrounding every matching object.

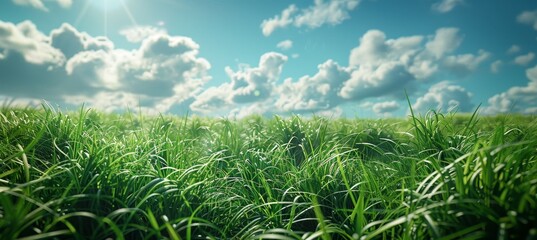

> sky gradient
[1,0,536,118]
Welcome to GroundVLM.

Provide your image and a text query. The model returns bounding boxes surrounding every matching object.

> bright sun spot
[76,0,137,37]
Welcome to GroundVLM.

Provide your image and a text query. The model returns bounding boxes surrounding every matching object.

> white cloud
[507,45,521,54]
[0,20,211,114]
[226,52,287,103]
[191,52,287,113]
[261,5,297,36]
[0,20,65,65]
[514,52,535,66]
[270,27,484,115]
[120,26,167,43]
[228,101,276,119]
[277,40,293,50]
[50,23,113,59]
[484,64,537,114]
[432,0,464,13]
[413,81,474,113]
[189,85,231,114]
[260,0,360,36]
[372,101,400,114]
[276,59,351,112]
[490,60,502,74]
[340,62,414,100]
[64,33,212,112]
[517,9,537,31]
[443,49,490,76]
[12,0,71,11]
[425,27,463,59]
[294,0,361,28]
[349,29,424,67]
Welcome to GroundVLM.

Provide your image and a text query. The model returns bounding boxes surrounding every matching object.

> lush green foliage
[1,106,536,239]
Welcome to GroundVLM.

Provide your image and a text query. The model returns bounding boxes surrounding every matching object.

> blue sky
[1,0,536,118]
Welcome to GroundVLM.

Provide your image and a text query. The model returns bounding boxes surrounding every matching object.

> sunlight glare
[75,0,138,38]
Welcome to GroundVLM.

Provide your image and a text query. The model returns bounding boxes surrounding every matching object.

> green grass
[1,105,536,239]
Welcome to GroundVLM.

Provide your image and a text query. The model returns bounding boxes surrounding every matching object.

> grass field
[1,105,536,239]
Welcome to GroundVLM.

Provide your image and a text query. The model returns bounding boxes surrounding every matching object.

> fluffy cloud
[425,28,463,59]
[349,29,424,66]
[484,64,537,114]
[372,101,400,114]
[294,0,361,28]
[261,0,360,36]
[443,49,490,76]
[227,52,287,103]
[432,0,464,13]
[490,60,502,74]
[517,9,537,31]
[50,23,113,59]
[189,85,231,114]
[514,52,535,66]
[276,59,351,112]
[120,26,167,43]
[0,20,65,65]
[277,40,293,50]
[191,52,287,113]
[348,27,481,81]
[261,5,297,36]
[12,0,71,11]
[413,81,474,113]
[0,20,211,114]
[340,62,414,100]
[263,27,484,115]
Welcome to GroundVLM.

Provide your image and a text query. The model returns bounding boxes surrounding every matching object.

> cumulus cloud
[349,29,424,67]
[425,28,463,59]
[490,60,502,74]
[372,101,400,114]
[517,9,537,31]
[226,52,287,103]
[260,0,360,36]
[0,20,65,65]
[413,81,474,113]
[191,52,287,113]
[432,0,464,13]
[340,62,414,100]
[120,26,167,43]
[267,27,484,115]
[0,20,211,114]
[50,23,113,59]
[277,40,293,50]
[276,59,351,112]
[514,52,535,66]
[12,0,71,11]
[484,64,537,114]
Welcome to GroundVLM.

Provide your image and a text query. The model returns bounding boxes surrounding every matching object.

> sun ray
[74,0,92,27]
[119,0,138,27]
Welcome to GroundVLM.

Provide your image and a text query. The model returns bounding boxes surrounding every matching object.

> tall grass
[0,105,536,239]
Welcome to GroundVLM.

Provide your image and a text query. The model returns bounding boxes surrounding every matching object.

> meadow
[1,104,536,239]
